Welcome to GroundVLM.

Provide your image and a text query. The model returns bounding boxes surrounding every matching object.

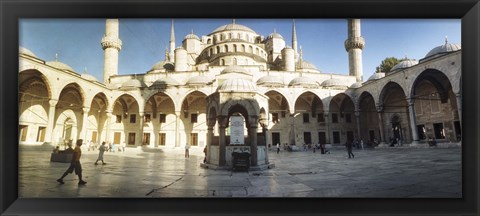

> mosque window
[144,114,151,123]
[191,113,198,123]
[159,114,166,123]
[281,111,286,118]
[303,113,309,123]
[209,48,213,56]
[221,59,225,66]
[207,39,212,44]
[331,113,338,123]
[317,113,325,122]
[191,133,198,146]
[130,114,136,123]
[241,45,245,52]
[158,133,166,145]
[237,33,241,39]
[128,133,135,145]
[216,46,220,54]
[256,48,260,55]
[233,44,237,52]
[249,46,253,53]
[225,45,229,52]
[116,115,122,123]
[345,113,352,123]
[272,113,279,123]
[229,33,233,39]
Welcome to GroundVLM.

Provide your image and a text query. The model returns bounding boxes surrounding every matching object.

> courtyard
[19,145,462,198]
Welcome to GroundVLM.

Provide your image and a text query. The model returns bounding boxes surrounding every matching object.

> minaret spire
[292,19,298,62]
[345,19,365,82]
[101,19,122,83]
[169,19,175,62]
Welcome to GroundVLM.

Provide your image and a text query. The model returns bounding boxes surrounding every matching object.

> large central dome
[211,23,256,34]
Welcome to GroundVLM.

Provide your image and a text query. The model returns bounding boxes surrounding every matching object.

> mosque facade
[19,19,461,169]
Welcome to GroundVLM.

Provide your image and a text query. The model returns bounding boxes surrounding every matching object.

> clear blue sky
[20,19,460,81]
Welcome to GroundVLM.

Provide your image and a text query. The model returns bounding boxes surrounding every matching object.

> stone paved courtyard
[18,145,462,198]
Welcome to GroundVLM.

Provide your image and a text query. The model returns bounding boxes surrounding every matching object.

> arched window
[233,44,237,52]
[237,33,241,39]
[249,46,253,53]
[233,58,237,65]
[224,45,229,52]
[229,33,233,39]
[221,59,225,66]
[210,48,213,56]
[207,38,212,44]
[221,34,225,41]
[216,46,220,54]
[256,48,260,55]
[241,44,245,52]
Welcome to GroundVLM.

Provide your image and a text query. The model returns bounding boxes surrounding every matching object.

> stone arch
[220,99,260,121]
[19,69,52,99]
[142,90,177,112]
[410,69,452,103]
[264,90,291,115]
[379,81,410,143]
[358,91,380,143]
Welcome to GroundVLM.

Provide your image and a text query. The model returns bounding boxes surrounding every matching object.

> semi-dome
[212,23,256,34]
[256,75,284,87]
[150,60,174,72]
[390,59,419,72]
[321,78,349,87]
[424,40,461,59]
[221,65,252,76]
[267,32,284,40]
[367,72,385,81]
[184,33,200,40]
[217,78,256,92]
[81,73,98,82]
[186,75,213,86]
[46,61,76,72]
[297,60,319,70]
[152,76,180,87]
[349,82,363,89]
[289,76,319,88]
[121,79,147,89]
[19,47,37,58]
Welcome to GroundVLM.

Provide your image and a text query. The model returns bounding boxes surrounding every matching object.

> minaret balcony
[101,36,123,51]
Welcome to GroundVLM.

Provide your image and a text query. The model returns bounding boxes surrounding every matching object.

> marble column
[289,114,295,145]
[45,99,58,143]
[105,110,112,142]
[137,112,144,146]
[262,126,269,164]
[218,117,226,166]
[376,106,386,146]
[407,100,420,145]
[175,111,181,147]
[206,126,214,163]
[355,111,361,139]
[456,93,462,125]
[324,112,331,144]
[80,107,90,141]
[249,124,258,166]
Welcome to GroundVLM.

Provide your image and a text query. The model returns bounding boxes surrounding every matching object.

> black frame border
[1,0,479,215]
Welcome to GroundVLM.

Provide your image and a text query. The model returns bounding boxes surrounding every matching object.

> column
[324,112,331,144]
[45,99,58,143]
[80,107,90,141]
[408,100,420,145]
[355,110,361,140]
[206,126,214,164]
[218,117,226,166]
[175,111,181,147]
[456,93,462,125]
[376,106,386,146]
[262,126,269,164]
[137,112,144,146]
[249,124,258,166]
[289,114,295,145]
[105,110,112,142]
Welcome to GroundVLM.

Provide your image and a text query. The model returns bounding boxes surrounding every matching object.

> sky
[19,19,461,81]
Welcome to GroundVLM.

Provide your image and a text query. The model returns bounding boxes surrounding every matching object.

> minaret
[101,19,122,84]
[345,19,365,82]
[292,19,298,62]
[169,19,175,62]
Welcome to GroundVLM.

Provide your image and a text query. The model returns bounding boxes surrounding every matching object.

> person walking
[94,141,108,165]
[185,144,190,158]
[276,143,280,154]
[57,139,87,185]
[346,141,355,159]
[360,139,364,150]
[203,146,208,163]
[121,141,126,152]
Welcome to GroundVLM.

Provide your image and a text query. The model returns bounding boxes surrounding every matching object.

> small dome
[289,76,319,88]
[212,23,256,34]
[424,41,461,59]
[152,77,180,87]
[267,32,284,40]
[150,60,174,72]
[256,75,284,87]
[297,60,319,71]
[19,47,37,58]
[390,59,419,72]
[321,78,349,87]
[367,72,385,81]
[184,33,200,40]
[121,79,146,89]
[221,65,252,76]
[46,61,76,72]
[186,75,213,86]
[349,82,363,88]
[217,78,256,92]
[81,74,98,82]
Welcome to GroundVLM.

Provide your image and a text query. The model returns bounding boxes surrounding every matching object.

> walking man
[276,143,280,154]
[346,141,355,159]
[95,141,108,165]
[57,139,87,185]
[185,144,190,158]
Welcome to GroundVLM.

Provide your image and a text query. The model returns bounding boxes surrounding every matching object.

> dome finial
[232,19,236,24]
[55,53,58,62]
[191,29,194,34]
[445,36,448,45]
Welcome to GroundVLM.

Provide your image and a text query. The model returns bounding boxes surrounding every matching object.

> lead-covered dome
[289,76,319,88]
[184,33,200,40]
[321,78,349,87]
[81,73,98,82]
[256,75,284,87]
[423,39,461,61]
[46,61,76,72]
[221,65,252,76]
[267,32,284,40]
[151,76,180,87]
[121,79,147,89]
[212,23,256,34]
[186,75,213,86]
[367,72,385,81]
[390,59,419,72]
[349,82,363,89]
[19,47,37,58]
[150,60,174,72]
[217,78,256,92]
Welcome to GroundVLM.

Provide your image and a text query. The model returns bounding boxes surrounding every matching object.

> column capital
[82,107,90,113]
[376,105,384,112]
[407,98,415,106]
[49,99,58,107]
[138,112,145,117]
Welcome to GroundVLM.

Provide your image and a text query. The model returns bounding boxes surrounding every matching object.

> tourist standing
[346,141,354,159]
[57,139,87,185]
[185,144,190,158]
[203,146,208,163]
[360,139,364,150]
[276,143,280,154]
[95,141,108,165]
[121,141,126,152]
